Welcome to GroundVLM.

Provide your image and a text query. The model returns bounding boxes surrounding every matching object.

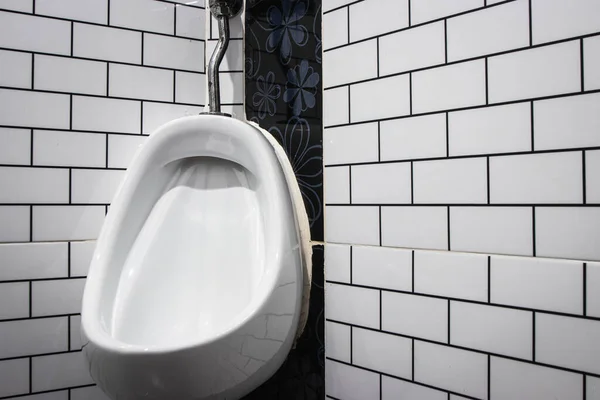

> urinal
[80,114,311,400]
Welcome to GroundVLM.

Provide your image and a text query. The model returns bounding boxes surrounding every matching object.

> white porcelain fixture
[81,115,306,400]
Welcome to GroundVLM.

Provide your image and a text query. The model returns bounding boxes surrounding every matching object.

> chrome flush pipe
[206,0,243,115]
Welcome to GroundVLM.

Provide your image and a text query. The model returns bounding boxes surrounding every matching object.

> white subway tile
[72,96,141,134]
[451,207,533,256]
[352,163,411,204]
[109,64,173,102]
[107,134,146,169]
[176,4,205,39]
[71,169,125,204]
[383,292,448,342]
[205,39,243,71]
[0,11,70,55]
[490,152,583,203]
[380,22,445,76]
[414,341,487,399]
[323,87,349,127]
[0,128,30,165]
[380,113,446,161]
[323,0,357,12]
[110,0,174,34]
[413,60,486,114]
[0,49,31,89]
[488,41,580,103]
[0,0,33,12]
[537,313,600,374]
[32,351,93,391]
[325,321,350,363]
[0,242,68,280]
[144,34,204,72]
[353,245,412,291]
[323,40,377,87]
[451,302,532,359]
[382,376,447,400]
[536,207,600,260]
[323,7,347,50]
[0,358,28,397]
[16,392,68,400]
[326,360,380,400]
[0,166,69,203]
[32,278,85,316]
[71,385,111,400]
[70,241,96,277]
[491,357,582,400]
[325,206,379,246]
[324,166,349,204]
[585,36,600,90]
[589,262,600,318]
[73,23,142,64]
[0,317,68,358]
[414,250,488,302]
[350,75,410,122]
[349,0,408,42]
[0,283,28,320]
[449,103,531,156]
[492,256,583,315]
[589,376,600,400]
[532,0,600,44]
[175,71,206,105]
[218,72,244,104]
[142,102,202,134]
[325,243,350,283]
[534,93,600,150]
[36,0,107,24]
[33,206,105,241]
[325,282,380,328]
[353,327,412,378]
[0,206,29,242]
[382,206,448,250]
[447,0,529,62]
[0,89,70,129]
[34,130,106,168]
[209,14,242,39]
[70,315,81,350]
[413,157,487,204]
[324,123,378,165]
[411,0,483,25]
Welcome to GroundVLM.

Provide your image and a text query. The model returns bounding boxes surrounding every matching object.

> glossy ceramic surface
[81,115,304,400]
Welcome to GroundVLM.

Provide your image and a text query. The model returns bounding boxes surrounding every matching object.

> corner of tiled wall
[0,0,206,398]
[323,0,600,399]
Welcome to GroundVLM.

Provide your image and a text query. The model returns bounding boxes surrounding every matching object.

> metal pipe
[207,15,230,114]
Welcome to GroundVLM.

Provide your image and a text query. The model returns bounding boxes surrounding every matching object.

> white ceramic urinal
[80,115,308,400]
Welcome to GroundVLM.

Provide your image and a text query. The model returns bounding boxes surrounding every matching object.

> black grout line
[68,95,73,130]
[347,85,351,124]
[323,0,364,15]
[487,355,491,399]
[530,101,535,151]
[411,339,415,380]
[172,71,176,103]
[409,73,413,115]
[346,5,350,44]
[376,38,380,77]
[446,206,451,251]
[349,246,353,284]
[106,63,110,96]
[173,3,177,36]
[377,121,381,162]
[325,203,599,208]
[379,206,382,246]
[107,0,110,25]
[67,242,71,277]
[154,0,205,9]
[0,7,207,42]
[407,0,411,26]
[31,54,35,89]
[348,165,352,204]
[584,263,587,316]
[1,277,87,285]
[0,164,126,171]
[28,357,32,393]
[484,57,489,104]
[105,134,109,168]
[0,384,96,400]
[32,0,35,14]
[325,280,600,322]
[141,33,145,65]
[349,326,353,364]
[68,169,72,204]
[29,130,34,166]
[486,156,490,204]
[410,162,414,204]
[487,256,491,303]
[379,290,382,330]
[327,357,482,400]
[532,312,536,361]
[140,102,144,134]
[532,207,536,256]
[528,0,533,46]
[28,281,32,317]
[583,151,587,204]
[445,112,449,157]
[443,19,447,63]
[70,22,74,56]
[67,316,71,351]
[581,38,585,91]
[447,300,451,344]
[29,206,33,242]
[411,251,415,292]
[584,374,587,400]
[379,374,382,400]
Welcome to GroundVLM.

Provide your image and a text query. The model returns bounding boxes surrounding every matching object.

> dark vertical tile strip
[410,162,414,204]
[411,250,415,292]
[584,263,588,316]
[70,22,74,56]
[350,326,353,364]
[532,207,536,256]
[583,151,587,204]
[29,206,33,242]
[67,242,71,277]
[107,0,111,25]
[29,356,32,393]
[173,71,177,103]
[486,156,490,204]
[379,374,382,400]
[487,355,491,399]
[409,72,413,115]
[141,33,145,65]
[581,38,585,91]
[484,57,489,105]
[447,206,451,251]
[487,256,491,303]
[32,0,35,14]
[528,0,533,46]
[30,130,34,166]
[379,206,382,246]
[348,165,353,204]
[105,134,109,168]
[447,300,451,344]
[28,281,32,317]
[445,112,449,157]
[377,121,381,161]
[140,102,144,134]
[407,0,411,26]
[443,19,447,63]
[69,95,73,130]
[376,38,380,77]
[530,101,535,151]
[68,169,72,204]
[173,4,177,36]
[106,63,110,96]
[379,290,382,330]
[31,54,35,89]
[347,6,350,44]
[411,339,415,380]
[532,312,536,361]
[68,316,71,351]
[584,375,587,400]
[350,245,353,284]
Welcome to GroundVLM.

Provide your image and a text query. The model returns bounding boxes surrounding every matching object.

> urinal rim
[81,115,303,355]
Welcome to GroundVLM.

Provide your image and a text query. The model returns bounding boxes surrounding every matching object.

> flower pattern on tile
[284,60,320,116]
[252,71,281,119]
[262,0,309,64]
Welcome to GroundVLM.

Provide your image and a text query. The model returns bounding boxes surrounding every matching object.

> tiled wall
[323,0,600,399]
[0,0,205,398]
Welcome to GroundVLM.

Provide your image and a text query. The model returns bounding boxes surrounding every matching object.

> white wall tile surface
[71,169,125,204]
[410,0,483,25]
[325,283,380,328]
[325,243,351,283]
[144,34,204,72]
[322,8,347,50]
[383,292,448,342]
[349,0,408,41]
[0,128,30,165]
[72,96,141,134]
[353,327,412,378]
[35,0,108,24]
[0,50,32,89]
[351,163,411,204]
[33,130,106,168]
[0,206,30,242]
[0,12,71,55]
[324,123,379,164]
[31,279,86,317]
[109,64,173,101]
[352,245,412,291]
[110,0,174,34]
[326,360,380,400]
[324,166,349,204]
[32,351,93,391]
[350,75,410,122]
[33,206,105,241]
[70,241,96,277]
[0,242,68,280]
[382,206,448,250]
[73,23,142,64]
[0,317,68,358]
[584,35,600,90]
[0,358,29,397]
[0,283,29,320]
[325,321,350,362]
[0,89,70,129]
[107,134,146,169]
[0,167,68,203]
[323,40,377,87]
[380,113,446,161]
[382,376,447,400]
[531,0,600,44]
[325,206,380,245]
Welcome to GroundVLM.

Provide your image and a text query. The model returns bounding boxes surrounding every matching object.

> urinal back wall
[323,0,600,399]
[0,1,206,398]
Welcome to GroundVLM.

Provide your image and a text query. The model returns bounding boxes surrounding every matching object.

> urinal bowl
[81,115,306,400]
